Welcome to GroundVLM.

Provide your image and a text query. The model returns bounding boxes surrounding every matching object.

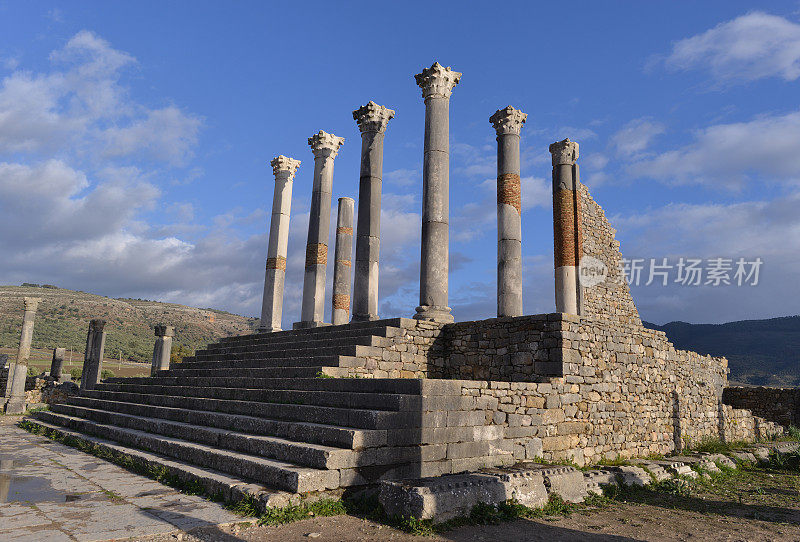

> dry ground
[138,464,800,542]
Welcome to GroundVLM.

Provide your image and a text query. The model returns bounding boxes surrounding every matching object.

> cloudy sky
[1,1,798,325]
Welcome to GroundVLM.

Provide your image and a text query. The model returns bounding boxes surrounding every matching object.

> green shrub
[100,369,115,380]
[26,365,40,377]
[70,367,82,380]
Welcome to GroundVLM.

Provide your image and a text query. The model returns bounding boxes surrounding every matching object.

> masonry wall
[723,386,800,429]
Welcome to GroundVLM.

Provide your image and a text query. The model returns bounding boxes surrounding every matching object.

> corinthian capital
[489,106,528,136]
[270,155,301,180]
[308,130,345,159]
[414,62,462,99]
[23,297,42,311]
[353,101,396,134]
[549,138,579,166]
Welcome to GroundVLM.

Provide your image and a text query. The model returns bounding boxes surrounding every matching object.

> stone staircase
[31,319,466,494]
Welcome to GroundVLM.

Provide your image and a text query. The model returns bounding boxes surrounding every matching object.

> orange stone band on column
[266,256,286,270]
[497,173,521,214]
[336,226,353,235]
[332,294,350,311]
[305,243,328,268]
[553,188,577,268]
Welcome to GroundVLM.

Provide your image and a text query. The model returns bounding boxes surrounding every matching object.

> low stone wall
[723,386,800,429]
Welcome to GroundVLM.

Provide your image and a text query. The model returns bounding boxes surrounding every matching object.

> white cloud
[385,168,418,187]
[627,110,800,188]
[664,11,800,83]
[610,118,665,157]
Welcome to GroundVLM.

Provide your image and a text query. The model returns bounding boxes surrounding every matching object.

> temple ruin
[25,62,784,502]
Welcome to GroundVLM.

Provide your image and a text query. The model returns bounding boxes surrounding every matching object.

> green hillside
[644,316,800,386]
[0,285,259,363]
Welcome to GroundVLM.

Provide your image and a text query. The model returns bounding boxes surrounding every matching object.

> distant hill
[643,316,800,387]
[0,285,258,363]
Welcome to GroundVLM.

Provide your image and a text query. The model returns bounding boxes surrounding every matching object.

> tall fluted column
[352,101,395,321]
[490,106,527,317]
[4,297,41,414]
[81,319,106,391]
[414,62,461,323]
[151,325,174,375]
[259,155,301,332]
[549,138,582,315]
[298,131,344,328]
[331,197,355,325]
[50,347,66,381]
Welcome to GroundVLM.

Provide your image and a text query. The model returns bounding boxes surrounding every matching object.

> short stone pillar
[549,138,582,315]
[297,130,344,328]
[352,101,395,321]
[81,319,106,391]
[151,325,174,376]
[4,297,42,414]
[490,106,527,318]
[331,197,355,325]
[413,62,461,323]
[50,347,66,381]
[259,155,301,332]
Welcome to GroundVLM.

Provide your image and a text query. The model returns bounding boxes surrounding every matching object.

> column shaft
[298,131,344,327]
[491,106,527,317]
[352,101,394,321]
[332,198,355,325]
[259,156,300,332]
[81,319,106,391]
[550,139,582,315]
[414,62,461,323]
[50,347,66,381]
[4,297,41,414]
[151,325,174,375]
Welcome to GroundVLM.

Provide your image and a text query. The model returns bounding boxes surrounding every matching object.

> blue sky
[1,1,799,325]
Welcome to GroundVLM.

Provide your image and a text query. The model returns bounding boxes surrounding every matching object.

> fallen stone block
[728,451,757,464]
[583,469,615,494]
[671,456,720,473]
[647,460,697,478]
[752,447,771,463]
[379,473,508,521]
[703,453,736,469]
[485,467,548,508]
[538,466,589,503]
[635,461,670,481]
[607,465,650,486]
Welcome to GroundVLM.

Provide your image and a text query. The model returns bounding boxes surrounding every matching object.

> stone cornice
[23,297,42,311]
[353,101,395,134]
[415,62,462,99]
[270,155,301,180]
[154,325,175,337]
[549,138,580,166]
[308,130,345,159]
[489,106,528,136]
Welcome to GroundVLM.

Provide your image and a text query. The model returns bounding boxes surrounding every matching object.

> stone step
[55,396,387,449]
[177,355,343,370]
[107,376,431,395]
[212,318,415,346]
[154,366,350,379]
[192,344,386,362]
[91,382,418,411]
[199,334,394,355]
[34,410,339,492]
[48,403,359,470]
[70,390,415,429]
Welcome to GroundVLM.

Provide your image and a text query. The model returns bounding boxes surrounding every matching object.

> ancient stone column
[297,130,344,328]
[352,101,395,321]
[151,325,174,376]
[549,138,582,315]
[331,197,355,325]
[259,155,301,332]
[4,297,41,414]
[50,347,66,381]
[80,319,106,391]
[490,106,527,318]
[414,62,461,323]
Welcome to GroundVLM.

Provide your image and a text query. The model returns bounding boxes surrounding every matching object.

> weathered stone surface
[80,319,106,391]
[5,297,41,414]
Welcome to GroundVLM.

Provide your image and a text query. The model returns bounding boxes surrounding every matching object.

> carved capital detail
[549,138,579,166]
[353,101,396,134]
[23,297,42,312]
[308,130,345,159]
[270,155,301,180]
[154,325,175,337]
[415,62,462,99]
[490,106,528,136]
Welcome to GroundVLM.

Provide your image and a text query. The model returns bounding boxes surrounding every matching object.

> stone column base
[4,397,25,415]
[413,305,454,323]
[351,313,381,322]
[258,326,282,333]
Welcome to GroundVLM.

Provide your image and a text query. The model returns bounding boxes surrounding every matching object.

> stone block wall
[723,386,800,429]
[578,183,641,326]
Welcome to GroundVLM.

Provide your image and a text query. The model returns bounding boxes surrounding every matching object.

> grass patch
[259,498,348,526]
[101,488,125,503]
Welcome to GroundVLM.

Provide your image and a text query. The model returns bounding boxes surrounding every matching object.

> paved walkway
[0,416,247,542]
